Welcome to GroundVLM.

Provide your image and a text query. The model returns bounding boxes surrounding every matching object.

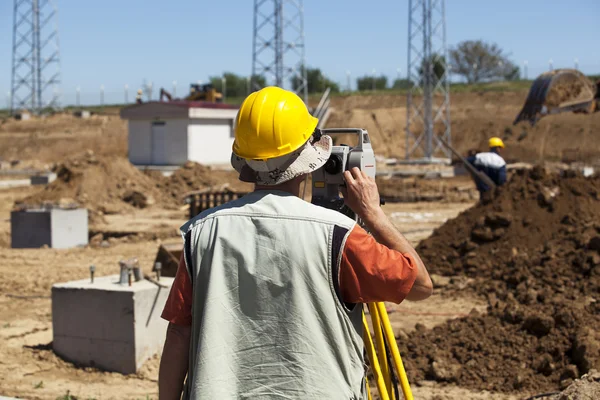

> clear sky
[1,0,599,106]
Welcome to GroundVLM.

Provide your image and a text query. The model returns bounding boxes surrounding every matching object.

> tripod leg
[362,313,390,400]
[375,302,414,400]
[368,303,395,399]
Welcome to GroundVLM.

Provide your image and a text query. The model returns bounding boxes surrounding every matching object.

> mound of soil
[401,167,600,393]
[16,152,176,216]
[550,370,600,399]
[402,303,600,393]
[418,166,600,298]
[152,161,253,202]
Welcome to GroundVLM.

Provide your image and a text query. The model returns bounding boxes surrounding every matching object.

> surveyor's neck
[254,179,303,197]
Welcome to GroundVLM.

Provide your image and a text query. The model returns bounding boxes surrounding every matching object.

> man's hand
[341,167,382,222]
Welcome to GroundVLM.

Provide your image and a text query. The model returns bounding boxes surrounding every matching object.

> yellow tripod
[363,302,413,400]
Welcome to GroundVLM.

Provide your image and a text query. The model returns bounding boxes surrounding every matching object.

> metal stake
[155,262,162,282]
[89,264,95,283]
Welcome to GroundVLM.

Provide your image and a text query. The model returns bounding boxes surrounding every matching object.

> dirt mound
[401,168,600,393]
[16,152,176,216]
[152,161,253,202]
[417,167,600,298]
[550,370,600,399]
[402,303,600,393]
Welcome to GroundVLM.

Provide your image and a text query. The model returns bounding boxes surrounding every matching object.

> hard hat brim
[231,134,332,185]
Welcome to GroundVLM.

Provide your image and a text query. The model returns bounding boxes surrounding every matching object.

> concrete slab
[11,208,88,249]
[0,179,30,189]
[52,274,173,374]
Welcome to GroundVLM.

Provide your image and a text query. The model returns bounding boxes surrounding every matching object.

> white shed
[120,101,239,167]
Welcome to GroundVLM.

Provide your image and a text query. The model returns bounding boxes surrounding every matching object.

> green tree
[291,66,340,94]
[356,75,388,91]
[209,73,266,97]
[418,54,446,84]
[392,78,413,90]
[449,40,517,83]
[503,65,520,81]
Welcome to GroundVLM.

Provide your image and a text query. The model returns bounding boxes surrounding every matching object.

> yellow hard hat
[232,86,318,159]
[489,137,505,148]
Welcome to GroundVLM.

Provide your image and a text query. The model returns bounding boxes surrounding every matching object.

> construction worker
[467,137,507,201]
[158,87,433,399]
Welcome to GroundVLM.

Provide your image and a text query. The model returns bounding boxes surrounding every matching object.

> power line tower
[10,0,62,115]
[251,0,308,103]
[405,0,451,161]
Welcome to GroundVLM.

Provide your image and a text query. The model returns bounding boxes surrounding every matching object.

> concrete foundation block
[14,112,31,121]
[52,275,174,374]
[10,208,88,249]
[73,110,91,118]
[30,172,57,185]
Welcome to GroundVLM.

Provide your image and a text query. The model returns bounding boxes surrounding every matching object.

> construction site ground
[1,89,599,399]
[1,189,508,400]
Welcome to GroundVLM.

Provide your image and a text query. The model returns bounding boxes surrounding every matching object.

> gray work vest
[180,190,366,399]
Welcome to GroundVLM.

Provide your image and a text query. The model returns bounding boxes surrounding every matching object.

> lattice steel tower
[406,0,451,160]
[10,0,62,115]
[251,0,307,102]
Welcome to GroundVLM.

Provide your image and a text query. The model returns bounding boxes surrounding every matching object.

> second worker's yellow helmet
[489,137,505,149]
[233,87,318,160]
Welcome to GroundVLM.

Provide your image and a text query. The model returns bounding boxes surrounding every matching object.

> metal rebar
[155,262,162,282]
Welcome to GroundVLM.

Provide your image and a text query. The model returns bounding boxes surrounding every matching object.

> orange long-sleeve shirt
[162,225,418,326]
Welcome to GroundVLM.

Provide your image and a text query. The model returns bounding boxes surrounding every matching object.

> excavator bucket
[513,69,596,126]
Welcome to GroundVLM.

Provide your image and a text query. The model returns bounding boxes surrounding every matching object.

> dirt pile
[16,152,176,216]
[417,167,600,298]
[550,370,600,399]
[402,302,600,393]
[400,167,600,393]
[151,161,253,202]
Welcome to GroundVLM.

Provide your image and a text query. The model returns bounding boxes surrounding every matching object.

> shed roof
[120,101,239,120]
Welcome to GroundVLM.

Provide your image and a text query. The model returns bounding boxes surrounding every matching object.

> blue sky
[1,0,599,106]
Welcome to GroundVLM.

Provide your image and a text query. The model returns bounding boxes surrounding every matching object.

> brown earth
[399,168,600,393]
[15,151,178,219]
[1,90,599,169]
[326,91,600,163]
[377,175,477,203]
[149,161,253,202]
[543,70,595,108]
[550,369,600,400]
[0,113,127,165]
[0,191,497,399]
